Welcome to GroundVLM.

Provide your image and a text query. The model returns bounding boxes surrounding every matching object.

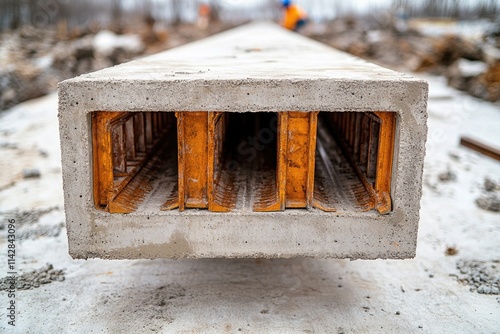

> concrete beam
[58,22,428,260]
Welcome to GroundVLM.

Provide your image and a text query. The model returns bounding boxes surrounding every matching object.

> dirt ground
[0,70,499,332]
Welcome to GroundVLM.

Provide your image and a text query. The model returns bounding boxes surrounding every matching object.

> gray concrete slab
[58,22,428,260]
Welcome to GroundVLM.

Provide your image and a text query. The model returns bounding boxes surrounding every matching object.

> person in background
[197,2,211,30]
[280,0,308,32]
[394,6,409,34]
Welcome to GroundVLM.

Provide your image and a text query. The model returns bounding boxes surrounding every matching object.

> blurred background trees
[1,0,498,32]
[1,0,499,110]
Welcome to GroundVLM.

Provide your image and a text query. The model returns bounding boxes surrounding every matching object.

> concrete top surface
[65,22,422,84]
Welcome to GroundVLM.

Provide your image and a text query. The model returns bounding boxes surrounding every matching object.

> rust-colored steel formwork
[92,111,395,215]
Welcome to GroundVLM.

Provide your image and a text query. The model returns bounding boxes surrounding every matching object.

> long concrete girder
[58,22,428,260]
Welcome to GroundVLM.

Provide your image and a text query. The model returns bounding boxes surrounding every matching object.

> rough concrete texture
[58,22,428,260]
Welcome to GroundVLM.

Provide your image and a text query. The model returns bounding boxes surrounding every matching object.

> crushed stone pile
[454,259,500,295]
[0,264,65,291]
[476,177,500,212]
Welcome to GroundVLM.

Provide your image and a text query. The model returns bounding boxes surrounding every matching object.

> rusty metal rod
[460,136,500,161]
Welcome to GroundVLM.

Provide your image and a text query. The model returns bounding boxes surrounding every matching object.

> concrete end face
[58,22,428,260]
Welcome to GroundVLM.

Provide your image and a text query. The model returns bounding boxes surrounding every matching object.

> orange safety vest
[281,5,307,30]
[199,4,210,16]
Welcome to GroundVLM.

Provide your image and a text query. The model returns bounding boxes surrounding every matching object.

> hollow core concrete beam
[58,22,428,260]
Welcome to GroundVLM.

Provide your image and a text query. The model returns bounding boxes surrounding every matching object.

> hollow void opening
[211,112,279,211]
[92,111,178,213]
[313,112,384,212]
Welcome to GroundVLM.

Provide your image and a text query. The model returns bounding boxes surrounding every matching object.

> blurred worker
[280,0,308,32]
[197,2,211,30]
[394,7,409,34]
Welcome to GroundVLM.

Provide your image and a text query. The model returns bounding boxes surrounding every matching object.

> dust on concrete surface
[16,221,65,240]
[0,264,65,291]
[0,207,65,240]
[437,168,457,182]
[423,165,459,194]
[109,283,187,329]
[0,206,60,227]
[453,259,500,295]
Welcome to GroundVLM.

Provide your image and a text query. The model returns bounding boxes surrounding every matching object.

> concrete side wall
[58,23,428,260]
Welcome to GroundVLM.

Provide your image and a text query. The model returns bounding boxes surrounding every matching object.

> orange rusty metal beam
[373,111,396,214]
[92,111,127,208]
[285,111,318,208]
[460,136,500,161]
[176,112,209,211]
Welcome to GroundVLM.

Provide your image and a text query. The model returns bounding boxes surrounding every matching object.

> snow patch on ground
[93,30,145,57]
